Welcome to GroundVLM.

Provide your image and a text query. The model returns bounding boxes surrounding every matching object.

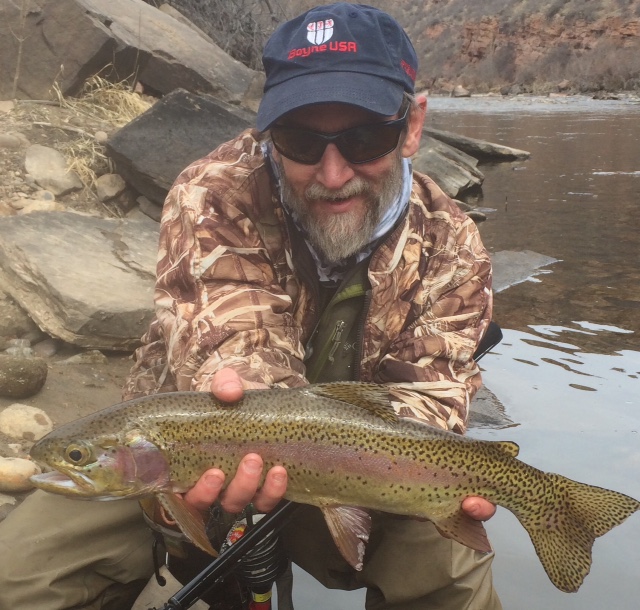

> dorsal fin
[490,440,520,457]
[305,382,398,424]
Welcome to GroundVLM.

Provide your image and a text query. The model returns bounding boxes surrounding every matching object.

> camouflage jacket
[123,129,493,434]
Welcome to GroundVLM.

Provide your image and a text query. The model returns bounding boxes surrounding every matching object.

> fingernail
[272,472,286,484]
[204,474,224,489]
[219,380,242,391]
[244,459,262,475]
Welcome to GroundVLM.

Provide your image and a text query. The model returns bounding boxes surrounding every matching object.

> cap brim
[256,71,406,131]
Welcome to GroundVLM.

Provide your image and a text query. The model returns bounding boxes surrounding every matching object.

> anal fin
[433,509,492,553]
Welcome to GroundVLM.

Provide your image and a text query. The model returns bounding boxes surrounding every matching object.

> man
[0,4,500,609]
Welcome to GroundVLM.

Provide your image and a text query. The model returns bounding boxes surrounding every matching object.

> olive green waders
[0,490,153,610]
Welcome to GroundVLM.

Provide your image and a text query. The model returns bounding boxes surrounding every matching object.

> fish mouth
[30,470,101,497]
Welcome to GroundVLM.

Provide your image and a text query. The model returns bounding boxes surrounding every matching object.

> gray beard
[278,152,405,264]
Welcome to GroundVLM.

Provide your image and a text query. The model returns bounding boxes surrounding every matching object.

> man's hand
[462,497,496,521]
[184,455,288,514]
[184,369,287,514]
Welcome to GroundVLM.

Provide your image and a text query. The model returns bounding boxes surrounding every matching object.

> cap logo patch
[307,19,334,44]
[289,19,357,59]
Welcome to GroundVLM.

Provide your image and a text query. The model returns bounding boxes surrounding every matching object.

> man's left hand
[184,455,287,514]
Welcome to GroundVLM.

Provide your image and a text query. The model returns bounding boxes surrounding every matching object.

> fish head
[29,428,171,499]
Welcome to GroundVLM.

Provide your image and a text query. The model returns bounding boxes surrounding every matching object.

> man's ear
[401,95,427,158]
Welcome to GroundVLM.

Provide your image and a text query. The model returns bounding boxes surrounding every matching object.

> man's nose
[315,143,355,189]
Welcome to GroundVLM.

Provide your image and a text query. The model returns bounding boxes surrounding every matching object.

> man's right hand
[183,369,288,514]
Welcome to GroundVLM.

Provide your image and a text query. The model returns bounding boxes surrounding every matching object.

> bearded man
[0,4,501,609]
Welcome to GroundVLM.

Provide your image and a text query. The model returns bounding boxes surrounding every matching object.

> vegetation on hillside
[145,0,640,94]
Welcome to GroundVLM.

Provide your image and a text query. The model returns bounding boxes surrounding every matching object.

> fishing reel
[221,506,289,609]
[149,502,293,610]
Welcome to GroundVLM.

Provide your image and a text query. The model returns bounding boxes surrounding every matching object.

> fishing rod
[154,499,298,610]
[155,322,503,610]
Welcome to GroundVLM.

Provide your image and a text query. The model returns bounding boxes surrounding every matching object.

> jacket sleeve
[368,175,493,434]
[123,136,307,399]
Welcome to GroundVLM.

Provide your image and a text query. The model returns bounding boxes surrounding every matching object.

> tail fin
[519,474,639,592]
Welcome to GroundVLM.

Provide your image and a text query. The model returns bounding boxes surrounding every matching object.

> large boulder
[0,0,258,102]
[413,137,484,198]
[424,127,531,162]
[0,212,158,350]
[106,89,255,205]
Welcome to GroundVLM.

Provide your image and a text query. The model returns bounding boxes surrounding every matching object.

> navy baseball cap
[256,3,418,131]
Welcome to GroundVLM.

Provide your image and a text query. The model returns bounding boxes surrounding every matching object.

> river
[282,96,640,609]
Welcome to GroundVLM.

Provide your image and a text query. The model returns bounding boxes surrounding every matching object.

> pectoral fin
[320,505,372,571]
[158,492,218,557]
[433,509,492,553]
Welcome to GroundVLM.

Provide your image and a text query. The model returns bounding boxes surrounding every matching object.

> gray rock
[0,0,258,102]
[157,3,214,44]
[3,345,34,359]
[32,338,61,358]
[58,350,109,365]
[94,130,109,144]
[492,250,559,294]
[0,289,40,342]
[0,356,48,399]
[24,145,83,196]
[0,403,53,442]
[32,190,56,202]
[413,137,484,198]
[0,134,24,150]
[424,127,531,162]
[0,211,158,349]
[0,457,40,492]
[137,196,162,222]
[96,173,127,202]
[0,493,17,522]
[17,200,66,215]
[106,89,254,205]
[453,85,471,98]
[469,386,514,429]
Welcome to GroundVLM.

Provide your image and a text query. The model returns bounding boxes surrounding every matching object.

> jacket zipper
[353,290,372,381]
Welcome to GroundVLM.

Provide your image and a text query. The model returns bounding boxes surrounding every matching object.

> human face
[272,101,425,263]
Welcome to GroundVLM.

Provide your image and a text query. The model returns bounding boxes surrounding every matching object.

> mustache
[305,177,370,202]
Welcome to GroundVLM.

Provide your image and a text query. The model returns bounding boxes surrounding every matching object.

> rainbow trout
[30,383,639,593]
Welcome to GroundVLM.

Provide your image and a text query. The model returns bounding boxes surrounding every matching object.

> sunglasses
[270,104,410,165]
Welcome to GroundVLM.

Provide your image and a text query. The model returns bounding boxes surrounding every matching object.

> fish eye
[64,443,93,466]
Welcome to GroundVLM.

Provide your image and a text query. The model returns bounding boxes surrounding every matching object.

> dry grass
[48,76,153,203]
[53,75,153,127]
[58,137,112,192]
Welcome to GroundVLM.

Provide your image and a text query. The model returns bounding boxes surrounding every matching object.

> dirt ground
[0,348,135,451]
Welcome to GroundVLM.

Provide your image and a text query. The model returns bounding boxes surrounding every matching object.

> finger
[183,469,225,512]
[210,368,244,403]
[462,496,496,521]
[219,454,264,514]
[252,466,288,513]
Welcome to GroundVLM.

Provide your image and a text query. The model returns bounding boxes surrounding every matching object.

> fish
[29,382,639,593]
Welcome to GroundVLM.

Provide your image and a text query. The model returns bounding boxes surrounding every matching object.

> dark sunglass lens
[271,128,325,164]
[340,122,403,163]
